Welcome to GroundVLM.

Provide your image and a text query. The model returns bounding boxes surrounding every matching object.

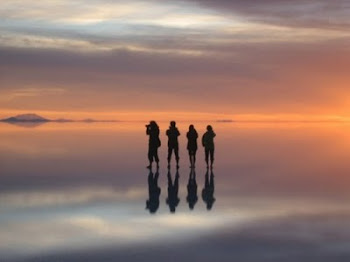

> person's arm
[202,134,206,147]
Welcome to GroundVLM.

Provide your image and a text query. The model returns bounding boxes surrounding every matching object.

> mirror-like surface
[1,122,350,262]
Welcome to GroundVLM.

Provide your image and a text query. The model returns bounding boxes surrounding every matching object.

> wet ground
[1,121,350,261]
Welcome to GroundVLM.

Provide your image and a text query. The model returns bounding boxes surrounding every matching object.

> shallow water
[1,121,350,261]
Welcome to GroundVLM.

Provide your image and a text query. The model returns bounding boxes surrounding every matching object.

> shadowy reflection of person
[187,125,198,168]
[166,121,180,168]
[146,167,161,214]
[146,121,161,169]
[202,168,215,210]
[166,168,180,213]
[202,125,216,168]
[186,168,198,210]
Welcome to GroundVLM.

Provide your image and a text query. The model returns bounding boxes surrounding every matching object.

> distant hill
[216,119,234,123]
[1,114,119,123]
[2,114,50,122]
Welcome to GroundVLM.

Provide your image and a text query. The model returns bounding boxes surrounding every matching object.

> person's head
[150,121,158,128]
[170,121,176,128]
[189,124,194,131]
[207,125,213,131]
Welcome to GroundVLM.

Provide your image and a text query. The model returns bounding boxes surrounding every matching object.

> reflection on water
[202,168,216,210]
[186,168,198,210]
[1,121,350,261]
[166,168,180,213]
[146,168,161,214]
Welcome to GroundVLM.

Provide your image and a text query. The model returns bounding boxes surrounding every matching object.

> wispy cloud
[0,88,66,101]
[0,0,349,115]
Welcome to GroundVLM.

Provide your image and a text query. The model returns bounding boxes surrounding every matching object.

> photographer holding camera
[146,121,161,169]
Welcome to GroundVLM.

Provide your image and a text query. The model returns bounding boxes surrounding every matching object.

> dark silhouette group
[146,121,216,169]
[145,120,216,214]
[146,167,215,214]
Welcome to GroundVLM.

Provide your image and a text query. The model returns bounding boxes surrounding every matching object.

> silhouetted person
[202,168,215,210]
[187,124,198,167]
[146,167,161,214]
[146,121,161,169]
[186,168,198,210]
[202,125,216,168]
[166,121,180,168]
[166,168,180,213]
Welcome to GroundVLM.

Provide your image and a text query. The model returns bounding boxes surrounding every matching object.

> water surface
[1,121,350,261]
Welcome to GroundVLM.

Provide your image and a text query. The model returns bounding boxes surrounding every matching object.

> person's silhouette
[166,168,180,213]
[202,125,216,168]
[202,168,215,210]
[186,125,198,168]
[166,121,180,168]
[146,167,161,214]
[186,167,198,210]
[146,121,161,169]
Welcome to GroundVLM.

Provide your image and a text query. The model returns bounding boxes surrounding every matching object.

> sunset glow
[1,2,350,261]
[1,0,350,120]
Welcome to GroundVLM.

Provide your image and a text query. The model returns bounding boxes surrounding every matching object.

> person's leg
[188,151,192,167]
[210,148,214,167]
[193,150,197,166]
[147,146,153,168]
[205,148,209,167]
[154,147,159,167]
[167,147,173,166]
[175,147,179,167]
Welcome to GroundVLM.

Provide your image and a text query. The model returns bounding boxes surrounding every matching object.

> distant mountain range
[1,114,118,123]
[2,114,49,122]
[216,119,234,123]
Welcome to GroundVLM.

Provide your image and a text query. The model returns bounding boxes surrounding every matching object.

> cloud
[0,186,145,208]
[10,210,350,262]
[182,0,350,31]
[0,0,349,115]
[1,34,350,115]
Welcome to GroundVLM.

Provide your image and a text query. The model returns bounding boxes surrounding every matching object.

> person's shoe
[167,164,170,169]
[146,165,152,169]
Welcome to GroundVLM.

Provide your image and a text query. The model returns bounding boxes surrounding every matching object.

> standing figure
[202,168,215,210]
[146,121,161,169]
[146,167,161,214]
[186,125,198,168]
[186,168,198,210]
[166,121,180,168]
[166,168,180,213]
[202,125,216,168]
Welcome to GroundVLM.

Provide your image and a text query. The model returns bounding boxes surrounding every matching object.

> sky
[1,0,350,120]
